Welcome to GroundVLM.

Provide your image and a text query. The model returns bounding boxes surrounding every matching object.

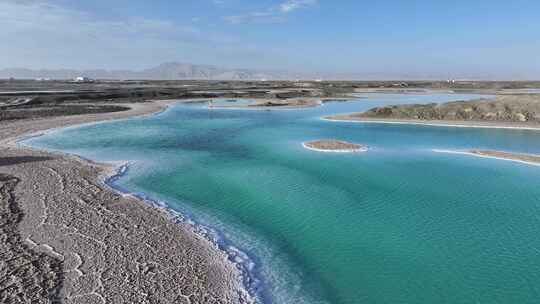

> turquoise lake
[25,93,540,304]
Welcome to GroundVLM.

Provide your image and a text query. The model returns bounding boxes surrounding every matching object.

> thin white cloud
[223,0,318,24]
[224,11,285,24]
[279,0,318,13]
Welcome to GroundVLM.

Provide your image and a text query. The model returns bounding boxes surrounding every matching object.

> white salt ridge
[324,117,540,131]
[104,162,265,304]
[433,149,540,167]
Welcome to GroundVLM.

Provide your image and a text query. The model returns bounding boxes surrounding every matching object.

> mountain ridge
[0,62,305,81]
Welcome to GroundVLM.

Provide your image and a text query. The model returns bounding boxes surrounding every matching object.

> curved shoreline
[20,104,266,303]
[1,100,260,303]
[103,162,267,303]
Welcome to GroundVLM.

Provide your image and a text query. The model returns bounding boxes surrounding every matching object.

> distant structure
[296,82,314,87]
[74,76,94,83]
[393,82,409,87]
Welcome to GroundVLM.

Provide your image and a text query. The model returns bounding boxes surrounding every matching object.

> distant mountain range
[2,62,518,81]
[0,62,308,81]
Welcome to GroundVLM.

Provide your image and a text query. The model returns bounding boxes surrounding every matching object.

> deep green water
[25,94,540,304]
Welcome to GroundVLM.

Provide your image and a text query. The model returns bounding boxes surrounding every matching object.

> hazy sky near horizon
[2,0,540,79]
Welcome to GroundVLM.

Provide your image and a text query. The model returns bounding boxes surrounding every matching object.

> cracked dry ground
[0,173,63,303]
[0,147,248,304]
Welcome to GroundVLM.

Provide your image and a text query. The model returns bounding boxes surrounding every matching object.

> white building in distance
[74,76,94,82]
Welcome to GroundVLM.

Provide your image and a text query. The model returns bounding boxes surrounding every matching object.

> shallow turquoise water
[26,94,540,304]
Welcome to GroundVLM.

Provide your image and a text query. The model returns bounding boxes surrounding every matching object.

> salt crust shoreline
[1,100,259,303]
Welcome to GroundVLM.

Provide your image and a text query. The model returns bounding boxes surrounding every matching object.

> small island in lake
[303,140,368,153]
[209,98,325,109]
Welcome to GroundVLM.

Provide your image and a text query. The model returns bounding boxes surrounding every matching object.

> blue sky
[2,0,539,79]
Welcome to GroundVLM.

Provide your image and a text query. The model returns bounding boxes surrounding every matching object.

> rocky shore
[0,101,253,303]
[327,94,540,129]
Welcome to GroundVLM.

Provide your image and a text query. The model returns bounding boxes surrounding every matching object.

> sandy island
[303,140,368,153]
[433,149,540,167]
[0,100,254,303]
